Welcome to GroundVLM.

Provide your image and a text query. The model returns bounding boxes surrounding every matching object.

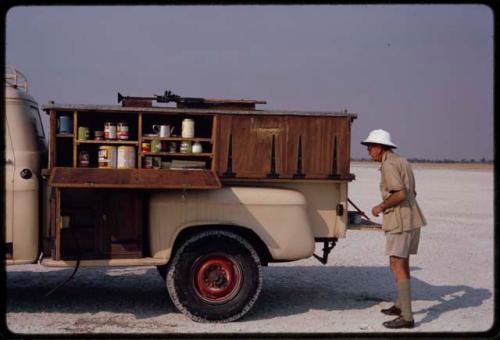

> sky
[6,5,494,160]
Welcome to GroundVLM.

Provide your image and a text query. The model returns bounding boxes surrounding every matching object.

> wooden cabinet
[58,189,142,260]
[48,108,221,189]
[43,103,356,261]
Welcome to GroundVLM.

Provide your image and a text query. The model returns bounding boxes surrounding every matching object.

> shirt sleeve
[382,161,405,192]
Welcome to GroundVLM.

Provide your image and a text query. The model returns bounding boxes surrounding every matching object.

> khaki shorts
[385,228,421,258]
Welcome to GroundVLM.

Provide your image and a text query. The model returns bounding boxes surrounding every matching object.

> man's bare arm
[372,189,407,217]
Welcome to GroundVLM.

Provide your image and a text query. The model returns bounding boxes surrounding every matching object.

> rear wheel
[166,230,262,322]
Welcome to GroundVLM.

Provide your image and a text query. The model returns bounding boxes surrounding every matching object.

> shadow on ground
[6,265,491,325]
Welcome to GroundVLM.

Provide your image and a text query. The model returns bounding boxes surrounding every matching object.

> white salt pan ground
[5,163,494,334]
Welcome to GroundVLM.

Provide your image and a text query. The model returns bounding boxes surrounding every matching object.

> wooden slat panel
[49,167,221,189]
[217,114,353,180]
[49,110,56,169]
[218,116,287,178]
[54,189,61,260]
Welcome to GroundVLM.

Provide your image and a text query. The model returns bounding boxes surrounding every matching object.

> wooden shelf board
[75,140,139,145]
[142,136,212,143]
[142,152,213,158]
[56,134,74,138]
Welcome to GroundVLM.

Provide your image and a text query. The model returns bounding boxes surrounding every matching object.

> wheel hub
[192,255,242,304]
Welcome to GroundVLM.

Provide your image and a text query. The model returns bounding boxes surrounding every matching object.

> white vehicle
[4,66,379,322]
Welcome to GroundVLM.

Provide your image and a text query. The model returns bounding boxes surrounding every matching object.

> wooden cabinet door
[95,190,142,258]
[106,190,142,258]
[287,116,351,178]
[217,115,289,178]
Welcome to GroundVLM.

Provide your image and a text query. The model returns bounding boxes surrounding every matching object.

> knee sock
[395,296,401,309]
[397,279,413,321]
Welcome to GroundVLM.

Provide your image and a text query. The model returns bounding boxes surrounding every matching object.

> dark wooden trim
[49,167,221,189]
[222,133,236,177]
[293,135,305,179]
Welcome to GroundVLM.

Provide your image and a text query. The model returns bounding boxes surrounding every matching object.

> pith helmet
[361,129,397,148]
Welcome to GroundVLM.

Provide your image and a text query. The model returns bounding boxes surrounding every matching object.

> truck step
[41,257,168,268]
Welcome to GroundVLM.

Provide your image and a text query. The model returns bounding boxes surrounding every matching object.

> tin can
[153,156,162,169]
[117,146,136,169]
[78,150,90,167]
[98,145,117,168]
[78,126,90,140]
[104,122,117,140]
[94,130,104,140]
[117,122,129,140]
[180,140,192,153]
[58,115,72,134]
[142,142,151,153]
[151,139,162,153]
[144,156,153,169]
[168,142,177,153]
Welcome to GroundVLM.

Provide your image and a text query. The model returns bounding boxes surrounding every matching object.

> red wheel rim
[192,254,242,304]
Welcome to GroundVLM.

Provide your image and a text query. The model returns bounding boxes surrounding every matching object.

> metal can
[168,141,177,153]
[153,156,162,169]
[117,122,129,140]
[98,145,117,168]
[142,142,151,153]
[78,150,90,167]
[94,130,104,140]
[104,122,117,140]
[143,156,153,169]
[180,140,192,153]
[117,146,136,169]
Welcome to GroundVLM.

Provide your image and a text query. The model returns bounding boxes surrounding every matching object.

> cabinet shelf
[56,133,74,138]
[141,152,213,158]
[75,140,139,145]
[141,136,212,143]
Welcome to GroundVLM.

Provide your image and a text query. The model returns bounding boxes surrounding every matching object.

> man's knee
[390,256,408,270]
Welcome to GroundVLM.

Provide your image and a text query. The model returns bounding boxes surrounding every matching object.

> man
[361,129,427,329]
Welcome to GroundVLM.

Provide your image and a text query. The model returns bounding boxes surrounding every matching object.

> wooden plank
[49,167,222,189]
[107,191,142,258]
[141,137,212,143]
[49,110,56,169]
[75,140,139,145]
[211,114,218,171]
[141,152,212,158]
[221,176,355,184]
[54,188,61,260]
[138,112,143,168]
[72,111,77,167]
[216,114,232,176]
[225,115,288,178]
[42,103,357,118]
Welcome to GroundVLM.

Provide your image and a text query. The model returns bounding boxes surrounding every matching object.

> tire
[166,230,263,323]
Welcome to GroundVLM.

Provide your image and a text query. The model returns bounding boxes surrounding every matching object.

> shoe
[380,305,402,316]
[383,316,415,329]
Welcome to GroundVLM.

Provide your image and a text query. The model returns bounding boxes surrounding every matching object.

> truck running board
[41,257,168,268]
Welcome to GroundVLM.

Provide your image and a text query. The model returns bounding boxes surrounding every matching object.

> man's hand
[372,204,383,217]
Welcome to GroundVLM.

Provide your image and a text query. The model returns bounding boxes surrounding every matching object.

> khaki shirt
[379,151,427,233]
